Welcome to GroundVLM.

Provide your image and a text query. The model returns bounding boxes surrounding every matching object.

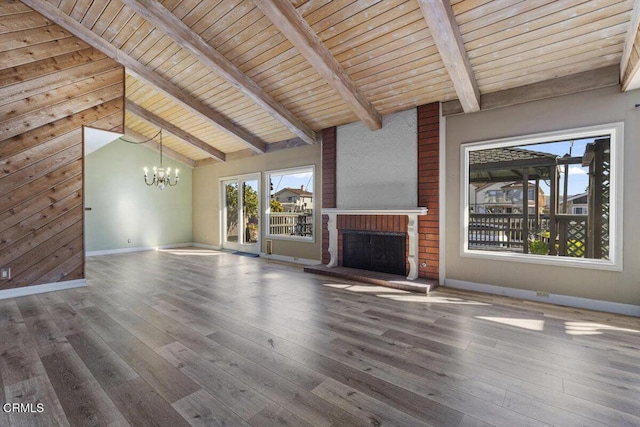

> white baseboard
[444,279,640,317]
[86,243,193,257]
[260,253,320,266]
[192,243,221,250]
[0,279,86,300]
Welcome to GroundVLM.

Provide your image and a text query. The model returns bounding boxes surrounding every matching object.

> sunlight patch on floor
[159,249,223,256]
[322,284,410,293]
[476,316,545,331]
[378,295,491,305]
[564,321,640,336]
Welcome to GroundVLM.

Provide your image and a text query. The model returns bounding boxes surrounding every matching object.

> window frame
[460,123,624,271]
[264,165,316,243]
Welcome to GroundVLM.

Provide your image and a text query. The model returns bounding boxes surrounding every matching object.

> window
[462,123,623,270]
[573,207,587,215]
[266,166,315,241]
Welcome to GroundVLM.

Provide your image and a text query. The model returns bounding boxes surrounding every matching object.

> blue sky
[270,171,313,195]
[515,138,593,196]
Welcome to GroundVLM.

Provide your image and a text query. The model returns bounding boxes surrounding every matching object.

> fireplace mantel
[322,207,428,216]
[322,207,428,280]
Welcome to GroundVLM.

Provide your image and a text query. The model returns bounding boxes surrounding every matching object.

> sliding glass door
[221,174,260,253]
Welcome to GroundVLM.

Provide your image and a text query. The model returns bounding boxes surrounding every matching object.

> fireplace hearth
[342,230,406,276]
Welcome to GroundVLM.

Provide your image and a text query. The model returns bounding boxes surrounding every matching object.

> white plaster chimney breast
[336,109,418,208]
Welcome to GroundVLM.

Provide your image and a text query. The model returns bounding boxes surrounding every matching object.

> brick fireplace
[319,102,440,282]
[322,208,427,280]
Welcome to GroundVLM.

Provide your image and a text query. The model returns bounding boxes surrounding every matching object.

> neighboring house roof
[274,187,313,197]
[470,147,557,165]
[560,193,588,204]
[469,147,560,183]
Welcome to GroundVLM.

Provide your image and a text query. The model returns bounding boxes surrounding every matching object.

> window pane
[467,135,611,260]
[266,167,314,239]
[224,182,239,243]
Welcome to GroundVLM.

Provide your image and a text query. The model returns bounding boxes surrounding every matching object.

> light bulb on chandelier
[143,130,179,190]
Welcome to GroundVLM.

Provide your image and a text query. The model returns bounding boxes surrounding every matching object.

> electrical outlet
[1,268,11,280]
[266,240,273,255]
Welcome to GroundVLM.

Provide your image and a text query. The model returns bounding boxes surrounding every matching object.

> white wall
[446,86,640,307]
[336,109,417,208]
[85,139,193,252]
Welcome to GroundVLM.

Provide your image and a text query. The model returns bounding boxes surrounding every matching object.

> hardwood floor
[0,248,639,426]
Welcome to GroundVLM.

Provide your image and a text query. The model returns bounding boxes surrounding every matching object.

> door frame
[219,173,261,254]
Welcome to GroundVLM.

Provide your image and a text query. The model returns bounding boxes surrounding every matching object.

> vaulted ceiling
[5,0,640,166]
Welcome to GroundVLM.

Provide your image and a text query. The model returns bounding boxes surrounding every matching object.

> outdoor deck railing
[469,213,587,256]
[268,212,313,236]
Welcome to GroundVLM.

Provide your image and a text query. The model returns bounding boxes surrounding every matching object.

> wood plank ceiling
[6,0,640,164]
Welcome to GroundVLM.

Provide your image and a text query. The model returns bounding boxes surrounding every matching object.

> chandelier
[143,130,179,190]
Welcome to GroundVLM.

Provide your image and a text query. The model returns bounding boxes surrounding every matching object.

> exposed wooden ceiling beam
[19,0,266,154]
[126,100,226,162]
[254,0,382,130]
[120,0,318,144]
[620,0,640,91]
[442,66,619,116]
[124,127,196,167]
[418,0,480,113]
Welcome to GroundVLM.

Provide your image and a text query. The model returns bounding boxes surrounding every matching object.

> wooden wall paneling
[0,174,82,236]
[0,211,83,289]
[0,1,30,15]
[417,103,440,281]
[0,10,50,34]
[0,47,106,93]
[0,98,123,160]
[0,161,80,216]
[0,3,124,291]
[27,236,84,283]
[2,68,122,121]
[2,36,89,69]
[0,24,70,51]
[0,143,82,196]
[0,55,117,107]
[0,173,83,254]
[0,129,80,177]
[1,82,122,141]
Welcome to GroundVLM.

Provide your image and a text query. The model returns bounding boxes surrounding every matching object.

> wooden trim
[120,0,318,145]
[620,0,640,84]
[194,158,217,168]
[125,100,225,162]
[442,65,620,116]
[264,137,309,152]
[254,0,381,130]
[191,137,311,167]
[0,279,85,301]
[321,127,336,210]
[418,0,480,113]
[124,127,196,167]
[621,26,640,91]
[19,0,267,154]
